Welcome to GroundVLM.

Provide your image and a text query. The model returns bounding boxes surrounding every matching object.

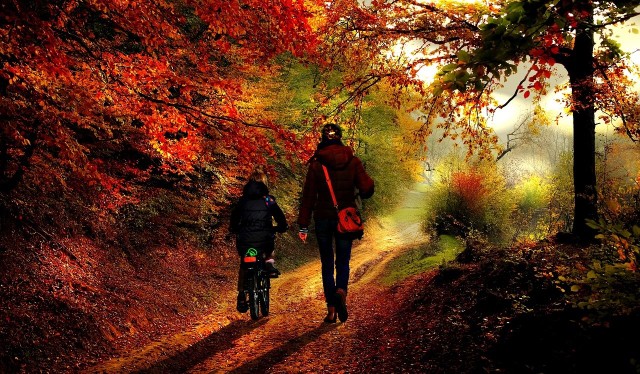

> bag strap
[321,165,339,211]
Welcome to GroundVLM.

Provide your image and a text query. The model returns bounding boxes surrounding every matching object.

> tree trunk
[566,9,598,239]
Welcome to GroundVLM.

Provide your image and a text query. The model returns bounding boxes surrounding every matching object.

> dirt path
[88,185,429,373]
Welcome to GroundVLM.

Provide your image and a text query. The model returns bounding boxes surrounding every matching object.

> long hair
[249,165,268,187]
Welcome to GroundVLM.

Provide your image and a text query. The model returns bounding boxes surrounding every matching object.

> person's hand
[298,227,309,243]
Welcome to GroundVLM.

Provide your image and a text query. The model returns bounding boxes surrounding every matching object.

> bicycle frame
[242,253,271,320]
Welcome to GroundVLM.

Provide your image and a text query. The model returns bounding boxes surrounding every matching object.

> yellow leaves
[605,199,622,216]
[151,139,171,159]
[570,284,581,292]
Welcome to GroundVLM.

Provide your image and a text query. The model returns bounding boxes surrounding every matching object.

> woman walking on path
[297,124,374,323]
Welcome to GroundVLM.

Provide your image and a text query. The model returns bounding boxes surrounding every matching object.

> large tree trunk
[567,9,598,239]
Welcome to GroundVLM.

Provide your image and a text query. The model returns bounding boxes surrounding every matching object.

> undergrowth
[358,235,640,374]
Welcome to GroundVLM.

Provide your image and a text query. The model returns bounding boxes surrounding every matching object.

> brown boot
[324,306,336,323]
[335,288,348,322]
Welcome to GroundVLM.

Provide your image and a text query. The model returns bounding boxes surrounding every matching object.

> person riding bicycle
[230,166,288,313]
[297,124,374,323]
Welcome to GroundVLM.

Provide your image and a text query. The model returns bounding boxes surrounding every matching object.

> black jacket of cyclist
[230,171,288,313]
[230,179,288,255]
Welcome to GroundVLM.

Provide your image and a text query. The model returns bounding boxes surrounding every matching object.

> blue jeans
[315,219,354,307]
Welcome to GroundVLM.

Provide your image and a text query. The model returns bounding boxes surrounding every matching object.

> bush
[587,219,640,271]
[510,174,553,241]
[423,156,513,241]
[596,141,640,226]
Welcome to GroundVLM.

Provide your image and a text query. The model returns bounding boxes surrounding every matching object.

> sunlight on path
[347,183,430,286]
[87,184,430,373]
[189,183,431,373]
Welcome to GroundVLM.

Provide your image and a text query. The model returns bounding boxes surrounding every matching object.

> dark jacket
[297,142,374,228]
[230,180,288,251]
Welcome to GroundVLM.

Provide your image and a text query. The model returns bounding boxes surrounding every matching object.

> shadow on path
[228,322,337,374]
[134,319,267,374]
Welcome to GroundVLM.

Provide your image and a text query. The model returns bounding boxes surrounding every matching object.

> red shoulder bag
[322,165,364,238]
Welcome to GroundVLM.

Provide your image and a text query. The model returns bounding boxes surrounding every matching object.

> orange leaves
[0,0,320,218]
[193,0,317,60]
[452,171,487,208]
[223,104,239,119]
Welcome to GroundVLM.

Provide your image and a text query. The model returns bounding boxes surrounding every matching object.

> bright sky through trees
[405,2,640,140]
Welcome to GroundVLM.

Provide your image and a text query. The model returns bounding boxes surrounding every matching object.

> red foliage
[0,0,319,207]
[451,171,487,214]
[0,5,320,369]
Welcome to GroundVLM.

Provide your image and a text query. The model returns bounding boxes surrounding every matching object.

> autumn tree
[315,0,639,239]
[0,0,317,217]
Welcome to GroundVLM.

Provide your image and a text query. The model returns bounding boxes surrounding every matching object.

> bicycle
[241,247,276,320]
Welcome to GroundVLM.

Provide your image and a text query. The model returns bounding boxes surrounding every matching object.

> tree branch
[403,0,482,31]
[496,112,532,161]
[597,64,638,142]
[133,90,271,130]
[326,75,383,116]
[497,62,536,109]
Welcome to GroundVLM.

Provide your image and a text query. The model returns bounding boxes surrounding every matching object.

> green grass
[381,235,465,286]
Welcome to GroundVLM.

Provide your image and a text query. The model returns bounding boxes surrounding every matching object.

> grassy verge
[381,235,464,286]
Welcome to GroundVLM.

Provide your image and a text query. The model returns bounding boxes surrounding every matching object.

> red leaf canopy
[0,0,317,204]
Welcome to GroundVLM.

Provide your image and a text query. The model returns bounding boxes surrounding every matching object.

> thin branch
[403,0,482,31]
[497,62,537,109]
[496,112,532,161]
[496,146,513,161]
[327,75,383,116]
[347,25,465,45]
[20,216,77,261]
[133,90,271,129]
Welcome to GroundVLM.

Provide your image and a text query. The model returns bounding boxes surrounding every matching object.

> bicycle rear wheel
[248,274,260,320]
[259,288,269,316]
